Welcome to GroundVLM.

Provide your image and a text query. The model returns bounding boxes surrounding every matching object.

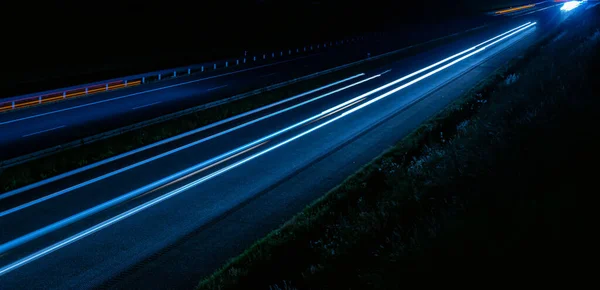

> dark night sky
[7,1,371,67]
[8,0,476,59]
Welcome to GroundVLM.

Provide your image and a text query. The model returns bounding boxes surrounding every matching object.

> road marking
[380,69,392,75]
[141,142,268,196]
[206,85,229,91]
[0,22,538,276]
[0,54,317,126]
[21,126,66,138]
[132,101,162,110]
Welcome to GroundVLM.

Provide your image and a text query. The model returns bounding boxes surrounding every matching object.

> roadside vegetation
[197,8,599,290]
[0,26,483,194]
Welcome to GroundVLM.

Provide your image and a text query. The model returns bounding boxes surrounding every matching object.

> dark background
[2,0,528,95]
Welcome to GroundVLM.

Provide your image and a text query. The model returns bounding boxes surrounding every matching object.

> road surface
[0,2,584,289]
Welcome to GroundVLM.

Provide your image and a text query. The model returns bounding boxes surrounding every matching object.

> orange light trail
[495,4,536,14]
[1,77,145,112]
[42,96,64,103]
[14,100,40,108]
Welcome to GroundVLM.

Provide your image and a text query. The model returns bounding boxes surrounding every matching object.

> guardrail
[489,1,555,15]
[0,80,143,112]
[0,36,367,114]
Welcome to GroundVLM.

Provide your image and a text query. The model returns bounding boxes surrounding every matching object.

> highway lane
[0,3,566,285]
[0,11,508,161]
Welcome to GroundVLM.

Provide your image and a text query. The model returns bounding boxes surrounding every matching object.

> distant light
[560,1,582,11]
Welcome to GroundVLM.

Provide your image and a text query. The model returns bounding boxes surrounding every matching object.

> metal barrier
[0,35,367,113]
[490,1,554,15]
[0,80,142,112]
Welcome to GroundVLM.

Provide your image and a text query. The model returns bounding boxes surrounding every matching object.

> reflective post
[124,80,128,87]
[142,77,145,84]
[188,68,191,75]
[106,84,108,91]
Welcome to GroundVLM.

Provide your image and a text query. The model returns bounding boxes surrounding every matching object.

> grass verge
[197,9,599,290]
[0,26,486,194]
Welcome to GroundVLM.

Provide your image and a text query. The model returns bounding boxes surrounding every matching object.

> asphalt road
[0,2,583,289]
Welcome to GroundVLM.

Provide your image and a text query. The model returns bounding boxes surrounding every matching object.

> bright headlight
[560,1,582,12]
